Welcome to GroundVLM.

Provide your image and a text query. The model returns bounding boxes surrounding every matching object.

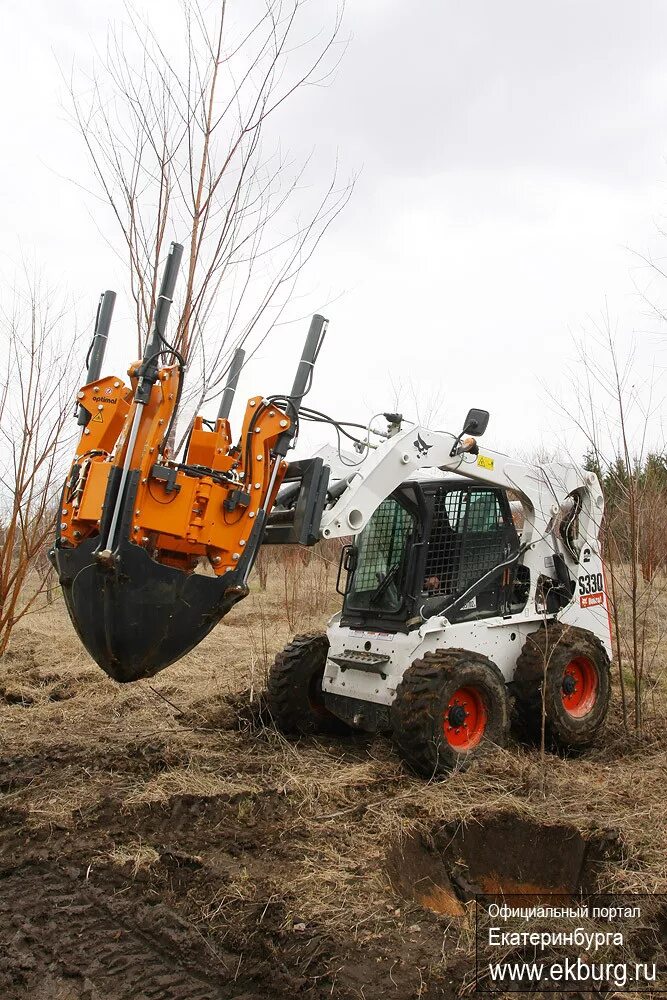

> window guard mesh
[351,498,415,594]
[423,489,509,597]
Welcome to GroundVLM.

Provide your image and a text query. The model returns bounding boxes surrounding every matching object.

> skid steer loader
[265,419,613,775]
[52,243,612,775]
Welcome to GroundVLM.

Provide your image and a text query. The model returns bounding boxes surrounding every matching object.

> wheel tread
[513,623,611,748]
[392,648,509,776]
[267,633,347,734]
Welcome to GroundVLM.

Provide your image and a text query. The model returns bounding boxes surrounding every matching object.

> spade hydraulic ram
[51,243,329,682]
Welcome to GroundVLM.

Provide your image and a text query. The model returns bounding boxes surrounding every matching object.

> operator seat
[423,502,462,597]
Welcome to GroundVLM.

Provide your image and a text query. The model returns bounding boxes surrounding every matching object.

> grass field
[0,553,666,999]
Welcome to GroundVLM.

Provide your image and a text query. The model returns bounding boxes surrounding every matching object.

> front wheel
[391,649,509,777]
[513,624,611,750]
[267,633,348,735]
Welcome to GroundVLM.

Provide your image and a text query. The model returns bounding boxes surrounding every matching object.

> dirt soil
[1,561,666,999]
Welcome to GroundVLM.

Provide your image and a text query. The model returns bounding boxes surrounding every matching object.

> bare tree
[0,276,77,655]
[559,315,666,734]
[388,375,446,428]
[66,0,352,435]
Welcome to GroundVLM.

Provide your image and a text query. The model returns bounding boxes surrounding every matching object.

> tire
[391,648,509,777]
[513,623,611,750]
[267,633,348,735]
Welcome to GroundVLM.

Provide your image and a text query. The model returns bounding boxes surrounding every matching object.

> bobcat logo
[414,433,432,458]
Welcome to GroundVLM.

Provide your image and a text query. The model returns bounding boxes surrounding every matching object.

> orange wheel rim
[444,686,487,749]
[561,656,598,717]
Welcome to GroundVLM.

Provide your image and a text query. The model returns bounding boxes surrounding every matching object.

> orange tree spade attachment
[50,242,330,682]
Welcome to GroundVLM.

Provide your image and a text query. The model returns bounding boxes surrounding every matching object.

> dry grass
[105,840,162,875]
[123,765,263,807]
[1,555,666,995]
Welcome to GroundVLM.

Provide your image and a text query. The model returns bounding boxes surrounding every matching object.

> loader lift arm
[318,420,603,541]
[299,415,605,622]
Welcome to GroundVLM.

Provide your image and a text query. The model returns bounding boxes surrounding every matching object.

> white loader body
[317,423,611,726]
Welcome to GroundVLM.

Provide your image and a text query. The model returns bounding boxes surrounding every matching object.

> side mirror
[462,408,489,437]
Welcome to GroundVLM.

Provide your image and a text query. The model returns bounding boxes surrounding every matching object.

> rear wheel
[267,633,348,735]
[513,624,611,749]
[391,649,509,777]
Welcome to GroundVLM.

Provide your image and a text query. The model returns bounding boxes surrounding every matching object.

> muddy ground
[0,562,666,999]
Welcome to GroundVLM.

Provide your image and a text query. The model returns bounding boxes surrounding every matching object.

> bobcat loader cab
[267,410,613,776]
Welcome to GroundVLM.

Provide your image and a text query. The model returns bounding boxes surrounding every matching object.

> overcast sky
[1,0,666,462]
